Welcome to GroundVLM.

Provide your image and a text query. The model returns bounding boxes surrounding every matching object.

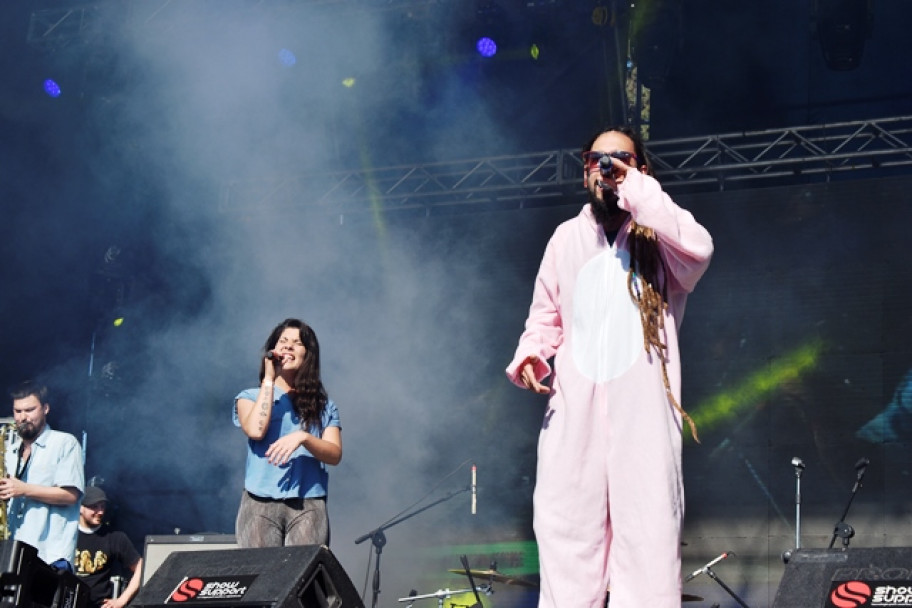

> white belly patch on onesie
[571,248,644,382]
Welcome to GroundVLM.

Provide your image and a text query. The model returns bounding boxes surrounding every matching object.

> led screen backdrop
[340,172,912,607]
[3,167,908,608]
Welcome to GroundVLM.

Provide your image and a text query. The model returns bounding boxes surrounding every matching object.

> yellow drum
[442,591,491,608]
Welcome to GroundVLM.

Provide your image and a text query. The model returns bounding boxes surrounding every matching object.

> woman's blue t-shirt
[233,386,340,499]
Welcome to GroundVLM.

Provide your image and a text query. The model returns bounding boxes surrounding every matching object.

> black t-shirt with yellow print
[75,527,141,607]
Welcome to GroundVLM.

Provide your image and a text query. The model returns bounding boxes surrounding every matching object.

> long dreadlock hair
[259,318,329,432]
[584,126,700,442]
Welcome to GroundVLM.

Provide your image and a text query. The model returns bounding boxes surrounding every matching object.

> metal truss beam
[647,115,912,190]
[221,115,912,216]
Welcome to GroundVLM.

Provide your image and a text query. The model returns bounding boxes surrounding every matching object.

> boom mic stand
[685,552,750,608]
[355,486,471,608]
[828,457,870,550]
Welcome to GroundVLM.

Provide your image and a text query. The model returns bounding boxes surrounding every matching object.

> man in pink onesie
[506,126,713,608]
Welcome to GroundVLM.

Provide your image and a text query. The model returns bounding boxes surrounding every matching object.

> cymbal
[448,568,539,588]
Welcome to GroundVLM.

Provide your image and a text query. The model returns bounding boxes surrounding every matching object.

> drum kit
[397,565,707,606]
[397,565,537,608]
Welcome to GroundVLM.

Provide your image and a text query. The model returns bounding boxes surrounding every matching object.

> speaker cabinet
[133,545,364,608]
[141,535,238,586]
[773,547,912,608]
[0,540,90,608]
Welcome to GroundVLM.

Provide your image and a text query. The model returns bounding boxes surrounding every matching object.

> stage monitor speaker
[0,539,90,608]
[773,547,912,608]
[133,545,364,608]
[141,534,238,586]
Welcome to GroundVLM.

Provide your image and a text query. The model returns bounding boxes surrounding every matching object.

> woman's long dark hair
[259,318,328,431]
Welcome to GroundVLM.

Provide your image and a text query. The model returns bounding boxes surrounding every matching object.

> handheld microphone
[471,464,477,515]
[791,457,805,469]
[266,351,281,362]
[597,156,617,191]
[684,551,733,582]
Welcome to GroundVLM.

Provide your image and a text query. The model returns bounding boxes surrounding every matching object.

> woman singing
[233,318,342,547]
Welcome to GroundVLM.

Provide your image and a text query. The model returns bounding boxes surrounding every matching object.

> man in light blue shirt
[0,381,84,571]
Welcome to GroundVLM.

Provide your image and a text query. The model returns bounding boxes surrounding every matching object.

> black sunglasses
[582,150,639,170]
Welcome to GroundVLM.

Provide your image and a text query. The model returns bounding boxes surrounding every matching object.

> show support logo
[166,576,258,603]
[827,580,912,607]
[829,582,872,608]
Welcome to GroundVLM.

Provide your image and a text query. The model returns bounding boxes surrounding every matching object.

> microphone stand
[828,458,869,550]
[686,553,750,608]
[703,566,751,608]
[355,486,471,608]
[792,457,804,551]
[782,457,806,564]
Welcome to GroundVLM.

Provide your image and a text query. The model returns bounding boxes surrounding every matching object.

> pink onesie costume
[506,169,713,608]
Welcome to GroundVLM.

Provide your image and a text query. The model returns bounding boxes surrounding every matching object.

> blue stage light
[476,37,497,58]
[278,48,297,67]
[43,79,61,98]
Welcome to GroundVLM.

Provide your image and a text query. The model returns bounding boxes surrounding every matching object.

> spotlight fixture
[813,0,873,71]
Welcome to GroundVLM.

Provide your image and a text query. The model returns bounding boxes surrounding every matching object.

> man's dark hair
[582,125,653,176]
[9,380,48,403]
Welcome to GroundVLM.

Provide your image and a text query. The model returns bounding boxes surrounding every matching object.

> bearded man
[506,126,713,608]
[1,381,84,572]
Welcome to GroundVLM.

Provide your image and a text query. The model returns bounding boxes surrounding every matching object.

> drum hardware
[446,567,538,589]
[397,586,488,608]
[455,554,486,608]
[111,575,126,598]
[355,467,473,608]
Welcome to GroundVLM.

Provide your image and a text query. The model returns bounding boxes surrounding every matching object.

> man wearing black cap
[74,486,143,608]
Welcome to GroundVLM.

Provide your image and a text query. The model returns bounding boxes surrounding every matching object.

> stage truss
[219,115,912,216]
[23,7,912,216]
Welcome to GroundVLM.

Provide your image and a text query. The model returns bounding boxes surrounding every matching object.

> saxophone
[0,418,16,541]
